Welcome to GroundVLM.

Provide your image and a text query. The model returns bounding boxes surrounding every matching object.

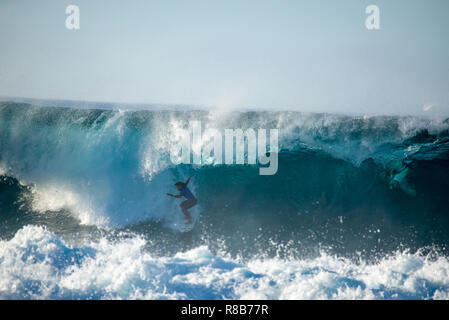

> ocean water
[1,101,449,300]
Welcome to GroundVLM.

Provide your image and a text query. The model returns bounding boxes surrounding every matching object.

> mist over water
[1,101,449,299]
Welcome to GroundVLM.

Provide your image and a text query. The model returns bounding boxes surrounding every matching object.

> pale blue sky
[0,0,448,115]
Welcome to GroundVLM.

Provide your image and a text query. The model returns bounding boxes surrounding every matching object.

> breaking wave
[1,101,449,299]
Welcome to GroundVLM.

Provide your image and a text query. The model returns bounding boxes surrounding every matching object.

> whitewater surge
[1,225,449,300]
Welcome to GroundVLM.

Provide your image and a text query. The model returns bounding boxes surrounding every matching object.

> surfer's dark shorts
[180,198,197,210]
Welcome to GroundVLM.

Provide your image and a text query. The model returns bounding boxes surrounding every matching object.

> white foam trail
[1,226,448,300]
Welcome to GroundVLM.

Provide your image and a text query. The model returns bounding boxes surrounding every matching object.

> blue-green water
[1,101,449,299]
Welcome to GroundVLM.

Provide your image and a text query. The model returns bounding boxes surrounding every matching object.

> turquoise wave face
[1,102,449,262]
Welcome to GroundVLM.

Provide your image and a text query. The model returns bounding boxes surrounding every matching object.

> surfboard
[173,215,196,232]
[179,222,194,232]
[173,206,198,232]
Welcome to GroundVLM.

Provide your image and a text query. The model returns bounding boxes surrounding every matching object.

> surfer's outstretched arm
[167,193,182,198]
[184,176,192,186]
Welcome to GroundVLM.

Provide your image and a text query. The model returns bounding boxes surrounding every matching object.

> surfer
[167,176,196,224]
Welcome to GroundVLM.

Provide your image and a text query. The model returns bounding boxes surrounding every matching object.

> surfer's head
[175,181,185,190]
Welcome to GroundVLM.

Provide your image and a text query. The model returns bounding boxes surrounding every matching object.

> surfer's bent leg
[180,198,196,224]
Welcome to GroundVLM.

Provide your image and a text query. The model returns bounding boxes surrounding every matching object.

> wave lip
[1,226,449,300]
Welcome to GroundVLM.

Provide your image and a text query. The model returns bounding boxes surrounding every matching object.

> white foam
[0,165,6,176]
[1,226,448,300]
[27,183,107,226]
